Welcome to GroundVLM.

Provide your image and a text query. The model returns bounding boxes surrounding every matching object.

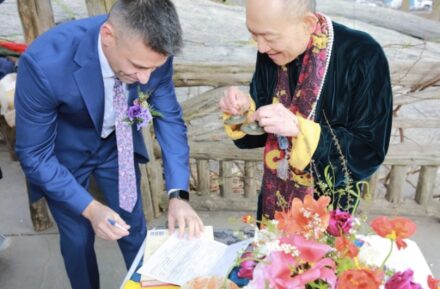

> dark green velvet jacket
[234,22,393,188]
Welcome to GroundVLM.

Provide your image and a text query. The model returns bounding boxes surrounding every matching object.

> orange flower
[274,195,330,239]
[370,216,416,249]
[337,269,383,289]
[428,275,440,289]
[242,214,254,224]
[335,236,359,258]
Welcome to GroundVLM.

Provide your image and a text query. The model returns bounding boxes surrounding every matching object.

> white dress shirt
[97,32,128,138]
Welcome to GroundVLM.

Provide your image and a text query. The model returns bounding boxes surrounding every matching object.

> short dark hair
[108,0,183,56]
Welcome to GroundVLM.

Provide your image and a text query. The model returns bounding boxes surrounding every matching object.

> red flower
[237,252,257,280]
[370,216,416,249]
[428,275,440,289]
[385,269,422,289]
[337,269,383,289]
[335,236,359,258]
[327,209,353,237]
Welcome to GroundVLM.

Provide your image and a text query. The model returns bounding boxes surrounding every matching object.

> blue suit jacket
[15,16,190,215]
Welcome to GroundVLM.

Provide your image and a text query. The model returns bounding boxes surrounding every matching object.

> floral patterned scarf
[260,13,334,219]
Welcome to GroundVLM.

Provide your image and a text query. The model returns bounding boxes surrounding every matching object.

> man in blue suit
[14,1,204,288]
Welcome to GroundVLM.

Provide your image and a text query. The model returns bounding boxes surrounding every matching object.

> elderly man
[15,0,203,288]
[220,0,392,219]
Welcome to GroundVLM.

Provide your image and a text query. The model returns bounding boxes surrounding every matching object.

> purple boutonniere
[125,90,163,130]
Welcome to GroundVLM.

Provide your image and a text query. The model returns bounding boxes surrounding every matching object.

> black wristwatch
[168,190,189,201]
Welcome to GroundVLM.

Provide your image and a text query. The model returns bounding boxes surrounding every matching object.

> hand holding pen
[82,200,130,240]
[108,218,130,232]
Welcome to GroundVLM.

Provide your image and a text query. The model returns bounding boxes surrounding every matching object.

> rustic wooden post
[244,161,257,198]
[386,165,407,203]
[400,0,410,11]
[16,0,55,231]
[16,0,55,44]
[0,117,17,161]
[141,127,164,218]
[26,181,53,231]
[139,165,155,221]
[220,161,233,199]
[196,159,210,195]
[415,165,438,208]
[85,0,116,16]
[430,0,440,21]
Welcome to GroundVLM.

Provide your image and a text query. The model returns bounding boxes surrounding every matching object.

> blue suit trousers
[46,133,147,289]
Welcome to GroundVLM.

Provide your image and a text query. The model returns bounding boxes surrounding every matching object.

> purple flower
[385,269,423,289]
[327,209,353,237]
[127,104,143,121]
[237,252,257,280]
[141,107,152,123]
[134,107,152,130]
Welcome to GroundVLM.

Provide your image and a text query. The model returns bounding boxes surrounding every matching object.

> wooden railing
[171,85,440,217]
[153,119,440,217]
[367,140,440,216]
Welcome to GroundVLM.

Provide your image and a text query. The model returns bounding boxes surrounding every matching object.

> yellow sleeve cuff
[289,116,321,171]
[223,97,256,140]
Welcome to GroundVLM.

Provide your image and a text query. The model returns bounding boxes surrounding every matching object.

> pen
[108,219,129,232]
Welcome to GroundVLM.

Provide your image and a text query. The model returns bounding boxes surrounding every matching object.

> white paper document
[137,233,252,286]
[140,226,215,284]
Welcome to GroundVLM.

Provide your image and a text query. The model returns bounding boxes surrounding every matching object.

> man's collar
[97,30,114,79]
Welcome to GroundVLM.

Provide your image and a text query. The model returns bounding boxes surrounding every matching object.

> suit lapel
[73,20,105,135]
[127,83,138,104]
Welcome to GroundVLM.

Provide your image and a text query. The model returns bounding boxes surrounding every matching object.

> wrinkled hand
[252,103,300,137]
[168,199,204,239]
[219,86,251,115]
[82,200,130,240]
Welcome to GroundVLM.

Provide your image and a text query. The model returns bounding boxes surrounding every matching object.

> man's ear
[100,22,116,47]
[302,12,319,35]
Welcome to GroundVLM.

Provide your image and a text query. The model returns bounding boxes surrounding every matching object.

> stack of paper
[137,227,252,286]
[140,226,216,287]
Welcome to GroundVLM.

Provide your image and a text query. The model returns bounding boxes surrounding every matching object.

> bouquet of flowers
[229,194,440,289]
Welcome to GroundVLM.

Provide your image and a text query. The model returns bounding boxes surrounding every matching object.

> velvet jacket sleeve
[312,31,393,186]
[147,57,190,191]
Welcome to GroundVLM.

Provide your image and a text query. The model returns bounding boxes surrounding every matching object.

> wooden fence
[180,141,440,216]
[5,0,440,232]
[170,89,440,217]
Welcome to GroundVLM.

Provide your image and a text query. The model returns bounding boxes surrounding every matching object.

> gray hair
[108,0,183,56]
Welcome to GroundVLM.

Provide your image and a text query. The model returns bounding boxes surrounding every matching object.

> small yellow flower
[385,231,397,240]
[312,34,328,53]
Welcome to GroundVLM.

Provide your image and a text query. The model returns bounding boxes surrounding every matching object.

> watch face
[178,190,189,201]
[169,190,189,201]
